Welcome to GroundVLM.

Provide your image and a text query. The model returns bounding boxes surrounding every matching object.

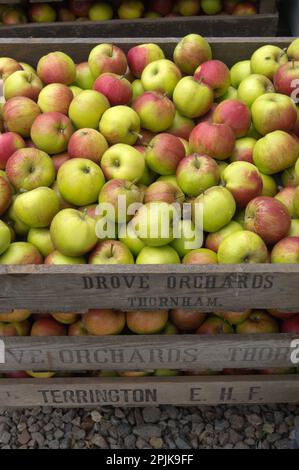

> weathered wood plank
[0,333,298,371]
[0,265,298,312]
[0,375,298,407]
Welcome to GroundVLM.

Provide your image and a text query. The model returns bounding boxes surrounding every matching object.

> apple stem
[132,131,143,140]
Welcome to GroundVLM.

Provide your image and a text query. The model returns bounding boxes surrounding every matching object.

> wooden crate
[0,0,279,37]
[0,37,298,408]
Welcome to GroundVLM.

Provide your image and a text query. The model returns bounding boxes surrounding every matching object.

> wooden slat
[0,375,298,407]
[0,264,298,312]
[0,333,298,371]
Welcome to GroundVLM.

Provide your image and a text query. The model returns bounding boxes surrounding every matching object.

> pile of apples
[1,308,299,379]
[1,35,299,267]
[0,0,259,25]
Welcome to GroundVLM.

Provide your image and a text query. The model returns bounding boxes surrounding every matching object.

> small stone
[235,442,250,449]
[136,437,148,449]
[48,440,60,449]
[275,439,291,449]
[31,432,45,447]
[91,411,102,423]
[150,437,164,449]
[175,437,191,449]
[230,415,244,431]
[18,430,30,446]
[17,423,27,432]
[142,408,161,424]
[247,414,263,427]
[263,423,275,434]
[54,429,64,440]
[0,431,11,445]
[164,405,178,419]
[118,424,131,437]
[92,435,108,448]
[133,425,162,440]
[124,434,136,448]
[214,420,229,432]
[72,426,86,440]
[62,410,75,424]
[229,430,242,445]
[43,422,54,432]
[114,408,125,419]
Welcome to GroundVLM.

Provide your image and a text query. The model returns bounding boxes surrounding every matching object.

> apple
[0,242,43,265]
[83,309,125,335]
[88,44,128,78]
[4,70,43,102]
[31,112,74,155]
[145,133,185,176]
[237,74,275,108]
[236,311,279,334]
[288,219,299,237]
[29,3,56,22]
[101,143,145,182]
[50,208,98,257]
[69,85,82,97]
[52,313,78,325]
[37,51,76,85]
[128,44,165,79]
[271,237,299,264]
[217,230,268,264]
[141,59,181,97]
[167,111,195,140]
[253,131,299,175]
[37,83,73,115]
[132,91,175,132]
[217,85,238,102]
[74,62,95,90]
[94,73,132,106]
[183,248,218,264]
[136,245,180,264]
[193,186,236,233]
[68,90,110,129]
[205,220,243,252]
[189,122,236,160]
[281,317,299,333]
[58,7,76,21]
[176,154,220,197]
[173,34,212,75]
[14,187,60,229]
[268,310,297,320]
[194,60,230,99]
[2,8,26,25]
[127,309,168,334]
[201,0,222,14]
[3,97,41,137]
[170,309,206,331]
[0,309,30,323]
[230,137,256,164]
[68,0,92,16]
[89,240,134,264]
[20,62,36,75]
[118,222,145,256]
[89,2,113,20]
[294,105,299,137]
[57,158,105,206]
[0,320,30,337]
[4,371,30,379]
[173,77,213,119]
[251,45,288,80]
[274,61,299,97]
[260,173,277,197]
[275,187,297,218]
[213,99,251,138]
[288,38,299,61]
[98,179,143,222]
[170,219,202,257]
[27,228,55,258]
[68,320,87,336]
[6,148,55,191]
[44,250,86,265]
[144,181,182,207]
[222,161,263,207]
[148,0,173,15]
[244,196,291,245]
[6,196,30,236]
[132,79,145,100]
[118,1,144,19]
[31,317,66,336]
[0,57,22,81]
[230,60,251,88]
[175,0,201,15]
[99,105,140,145]
[215,310,251,325]
[251,93,297,136]
[68,128,108,163]
[0,220,11,255]
[0,173,13,216]
[197,316,234,335]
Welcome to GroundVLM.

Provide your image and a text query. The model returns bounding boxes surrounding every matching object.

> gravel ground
[0,405,299,449]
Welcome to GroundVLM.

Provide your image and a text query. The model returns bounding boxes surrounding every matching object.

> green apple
[218,230,268,264]
[0,242,43,265]
[170,219,202,258]
[118,222,146,256]
[154,369,179,377]
[287,38,299,61]
[89,2,113,20]
[251,45,288,80]
[183,248,218,264]
[74,62,95,90]
[141,59,181,97]
[50,208,98,257]
[201,0,222,14]
[45,250,86,265]
[132,79,145,100]
[173,77,213,119]
[237,74,275,108]
[230,137,256,163]
[176,154,220,197]
[282,165,299,188]
[251,93,297,136]
[4,70,43,101]
[131,202,175,246]
[253,131,299,175]
[288,219,299,237]
[175,0,201,16]
[20,62,36,75]
[133,91,176,133]
[88,43,128,79]
[217,161,229,179]
[101,144,145,182]
[260,173,277,197]
[27,228,55,257]
[0,220,11,255]
[99,105,140,145]
[157,175,181,190]
[98,178,144,222]
[69,85,83,97]
[205,220,243,252]
[230,60,251,88]
[57,158,105,206]
[14,187,60,228]
[118,0,144,18]
[217,86,238,102]
[6,196,30,236]
[173,34,212,75]
[89,240,134,264]
[68,90,110,129]
[37,83,74,115]
[193,186,236,233]
[136,245,180,264]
